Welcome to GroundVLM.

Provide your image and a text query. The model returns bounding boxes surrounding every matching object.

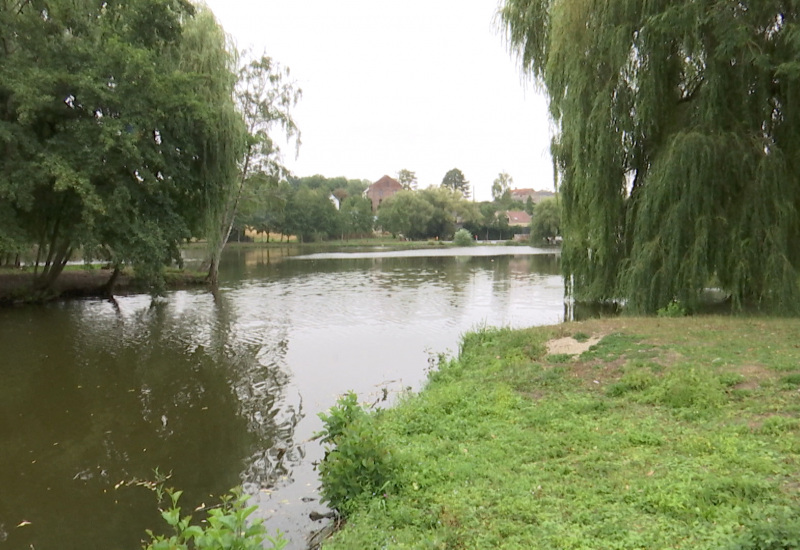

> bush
[657,300,687,317]
[316,392,397,515]
[453,228,474,246]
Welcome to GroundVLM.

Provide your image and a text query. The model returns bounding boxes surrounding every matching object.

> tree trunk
[101,266,121,297]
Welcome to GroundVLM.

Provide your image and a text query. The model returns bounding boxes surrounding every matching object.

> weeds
[316,392,397,516]
[137,473,286,550]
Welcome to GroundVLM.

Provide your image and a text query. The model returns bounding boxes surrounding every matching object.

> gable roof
[369,175,403,191]
[505,210,532,226]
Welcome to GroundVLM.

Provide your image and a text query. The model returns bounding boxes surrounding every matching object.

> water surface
[0,246,564,548]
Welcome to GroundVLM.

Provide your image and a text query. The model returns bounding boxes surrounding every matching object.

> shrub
[453,228,474,246]
[657,300,687,317]
[317,392,397,515]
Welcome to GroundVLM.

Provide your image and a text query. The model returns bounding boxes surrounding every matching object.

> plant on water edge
[142,485,287,550]
[657,300,687,317]
[453,228,474,247]
[316,392,397,516]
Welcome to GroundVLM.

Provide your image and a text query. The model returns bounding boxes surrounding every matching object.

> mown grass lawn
[320,317,800,549]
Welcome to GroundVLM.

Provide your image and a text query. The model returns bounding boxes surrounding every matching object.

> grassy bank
[320,317,800,549]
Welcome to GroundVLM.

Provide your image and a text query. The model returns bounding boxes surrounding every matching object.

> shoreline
[0,268,208,306]
[317,316,800,548]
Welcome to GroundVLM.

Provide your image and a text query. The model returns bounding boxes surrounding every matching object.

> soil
[546,335,603,356]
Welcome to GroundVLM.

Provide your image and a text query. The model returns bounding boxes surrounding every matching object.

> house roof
[506,210,532,226]
[368,175,403,192]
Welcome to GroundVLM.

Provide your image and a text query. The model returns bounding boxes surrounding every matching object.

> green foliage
[502,0,800,313]
[340,195,374,237]
[397,169,418,191]
[606,368,657,397]
[376,188,478,240]
[283,187,339,242]
[650,367,727,410]
[779,373,800,389]
[323,318,800,549]
[726,510,800,550]
[0,0,245,291]
[377,191,434,239]
[206,52,301,282]
[529,197,561,244]
[440,168,470,199]
[452,228,474,247]
[491,172,513,202]
[658,300,688,318]
[317,392,397,515]
[143,486,287,550]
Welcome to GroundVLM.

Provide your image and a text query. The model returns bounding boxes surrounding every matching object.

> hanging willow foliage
[502,0,800,313]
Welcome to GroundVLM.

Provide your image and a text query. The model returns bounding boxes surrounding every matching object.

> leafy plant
[726,509,800,550]
[142,485,287,550]
[657,300,687,317]
[316,391,364,445]
[316,392,397,515]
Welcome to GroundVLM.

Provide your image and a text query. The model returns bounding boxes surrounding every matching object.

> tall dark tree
[441,168,470,199]
[502,0,800,313]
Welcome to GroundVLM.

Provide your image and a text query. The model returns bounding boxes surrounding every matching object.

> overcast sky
[202,0,554,202]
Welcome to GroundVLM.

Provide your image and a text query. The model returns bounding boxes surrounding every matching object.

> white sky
[201,0,554,202]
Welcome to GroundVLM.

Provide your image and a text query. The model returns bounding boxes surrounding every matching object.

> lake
[0,245,565,549]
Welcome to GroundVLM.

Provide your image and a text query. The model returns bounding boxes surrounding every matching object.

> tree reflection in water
[0,292,299,550]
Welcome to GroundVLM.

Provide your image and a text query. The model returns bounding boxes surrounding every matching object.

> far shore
[0,238,551,306]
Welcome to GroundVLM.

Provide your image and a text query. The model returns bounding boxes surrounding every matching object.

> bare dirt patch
[546,335,603,356]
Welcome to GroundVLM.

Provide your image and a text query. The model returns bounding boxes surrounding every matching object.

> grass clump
[319,318,800,549]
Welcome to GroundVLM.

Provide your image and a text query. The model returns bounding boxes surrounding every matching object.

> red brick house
[365,175,403,211]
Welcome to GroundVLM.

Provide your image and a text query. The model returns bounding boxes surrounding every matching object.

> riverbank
[0,266,207,305]
[319,317,800,549]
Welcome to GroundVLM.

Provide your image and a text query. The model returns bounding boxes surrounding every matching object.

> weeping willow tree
[501,1,800,313]
[173,6,246,286]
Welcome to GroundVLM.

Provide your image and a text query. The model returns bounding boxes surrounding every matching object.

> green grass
[320,317,800,549]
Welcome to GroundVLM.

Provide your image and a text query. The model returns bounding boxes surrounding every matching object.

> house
[365,175,403,211]
[505,210,532,227]
[510,188,555,204]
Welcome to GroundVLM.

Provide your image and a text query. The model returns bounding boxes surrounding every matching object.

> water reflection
[1,246,565,549]
[0,293,299,549]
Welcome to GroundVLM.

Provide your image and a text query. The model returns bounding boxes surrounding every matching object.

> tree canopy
[492,172,513,203]
[530,197,561,244]
[441,168,470,199]
[0,0,244,291]
[397,169,418,191]
[502,0,800,313]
